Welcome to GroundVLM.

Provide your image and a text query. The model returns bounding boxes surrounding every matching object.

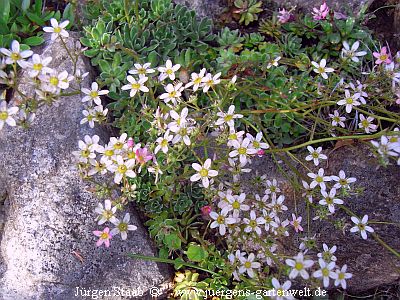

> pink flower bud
[200,205,212,216]
[127,138,134,148]
[257,149,265,157]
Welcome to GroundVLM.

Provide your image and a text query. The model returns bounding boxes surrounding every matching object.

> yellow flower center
[131,83,141,89]
[339,179,347,185]
[312,152,319,158]
[238,147,247,155]
[118,165,127,174]
[161,139,168,147]
[325,197,333,204]
[105,149,114,156]
[316,176,323,183]
[249,220,257,228]
[361,120,369,127]
[90,91,98,98]
[199,168,209,177]
[346,97,353,104]
[102,210,113,220]
[229,133,237,140]
[389,136,398,143]
[11,52,21,61]
[295,262,303,271]
[253,141,260,148]
[0,111,8,121]
[322,268,330,277]
[81,149,90,157]
[224,115,233,122]
[194,77,202,84]
[33,63,43,71]
[114,142,123,150]
[54,27,62,33]
[244,261,252,268]
[169,91,177,98]
[232,201,240,209]
[318,67,325,73]
[166,69,173,75]
[216,216,225,224]
[380,54,388,61]
[50,76,59,86]
[338,273,345,280]
[358,223,365,230]
[118,222,128,232]
[127,151,136,159]
[138,68,146,74]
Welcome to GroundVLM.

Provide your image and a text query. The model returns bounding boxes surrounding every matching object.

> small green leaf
[164,233,181,250]
[23,36,44,46]
[186,244,208,262]
[26,12,45,26]
[0,0,10,23]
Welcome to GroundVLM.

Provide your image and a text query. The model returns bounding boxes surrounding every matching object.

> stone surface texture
[0,33,171,299]
[173,0,226,19]
[245,143,400,294]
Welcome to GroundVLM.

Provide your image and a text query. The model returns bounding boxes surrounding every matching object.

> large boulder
[173,0,226,19]
[0,33,172,299]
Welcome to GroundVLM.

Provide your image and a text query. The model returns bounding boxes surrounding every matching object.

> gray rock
[0,33,172,299]
[173,0,226,19]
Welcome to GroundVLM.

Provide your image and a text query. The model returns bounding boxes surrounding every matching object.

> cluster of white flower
[370,130,400,165]
[80,82,109,128]
[93,199,138,247]
[0,18,86,130]
[73,133,155,184]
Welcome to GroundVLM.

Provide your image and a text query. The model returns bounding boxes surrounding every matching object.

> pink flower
[93,227,112,247]
[312,2,329,20]
[277,8,292,24]
[135,147,153,164]
[200,205,212,216]
[126,137,134,148]
[290,214,303,233]
[373,46,391,65]
[257,149,265,157]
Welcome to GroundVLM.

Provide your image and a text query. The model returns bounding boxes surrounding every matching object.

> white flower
[129,63,155,76]
[262,210,279,232]
[329,110,346,127]
[238,253,261,278]
[285,252,314,279]
[330,170,356,189]
[332,264,352,289]
[159,83,183,105]
[246,132,269,151]
[121,76,149,97]
[221,193,249,217]
[319,188,343,213]
[269,194,288,213]
[215,105,243,128]
[302,180,314,203]
[185,68,207,91]
[95,199,118,225]
[0,101,19,130]
[40,70,71,93]
[209,210,236,236]
[158,59,180,81]
[109,133,128,152]
[80,108,96,128]
[341,41,367,62]
[371,135,399,158]
[43,18,70,40]
[72,138,96,163]
[227,129,245,147]
[88,159,109,176]
[155,130,173,154]
[0,40,33,68]
[270,278,294,300]
[168,107,188,132]
[313,259,336,288]
[311,59,334,79]
[243,210,265,235]
[337,89,361,113]
[317,243,337,263]
[264,178,281,196]
[202,72,221,92]
[350,215,374,240]
[107,155,137,184]
[348,81,368,104]
[358,114,377,133]
[28,54,52,77]
[190,158,218,188]
[305,146,327,166]
[307,168,331,190]
[82,82,109,105]
[110,213,137,240]
[229,138,257,165]
[267,56,281,69]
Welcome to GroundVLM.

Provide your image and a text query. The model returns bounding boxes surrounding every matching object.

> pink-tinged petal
[11,40,20,53]
[96,239,104,246]
[104,239,110,247]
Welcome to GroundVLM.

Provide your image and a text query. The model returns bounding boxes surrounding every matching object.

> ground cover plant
[1,0,400,299]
